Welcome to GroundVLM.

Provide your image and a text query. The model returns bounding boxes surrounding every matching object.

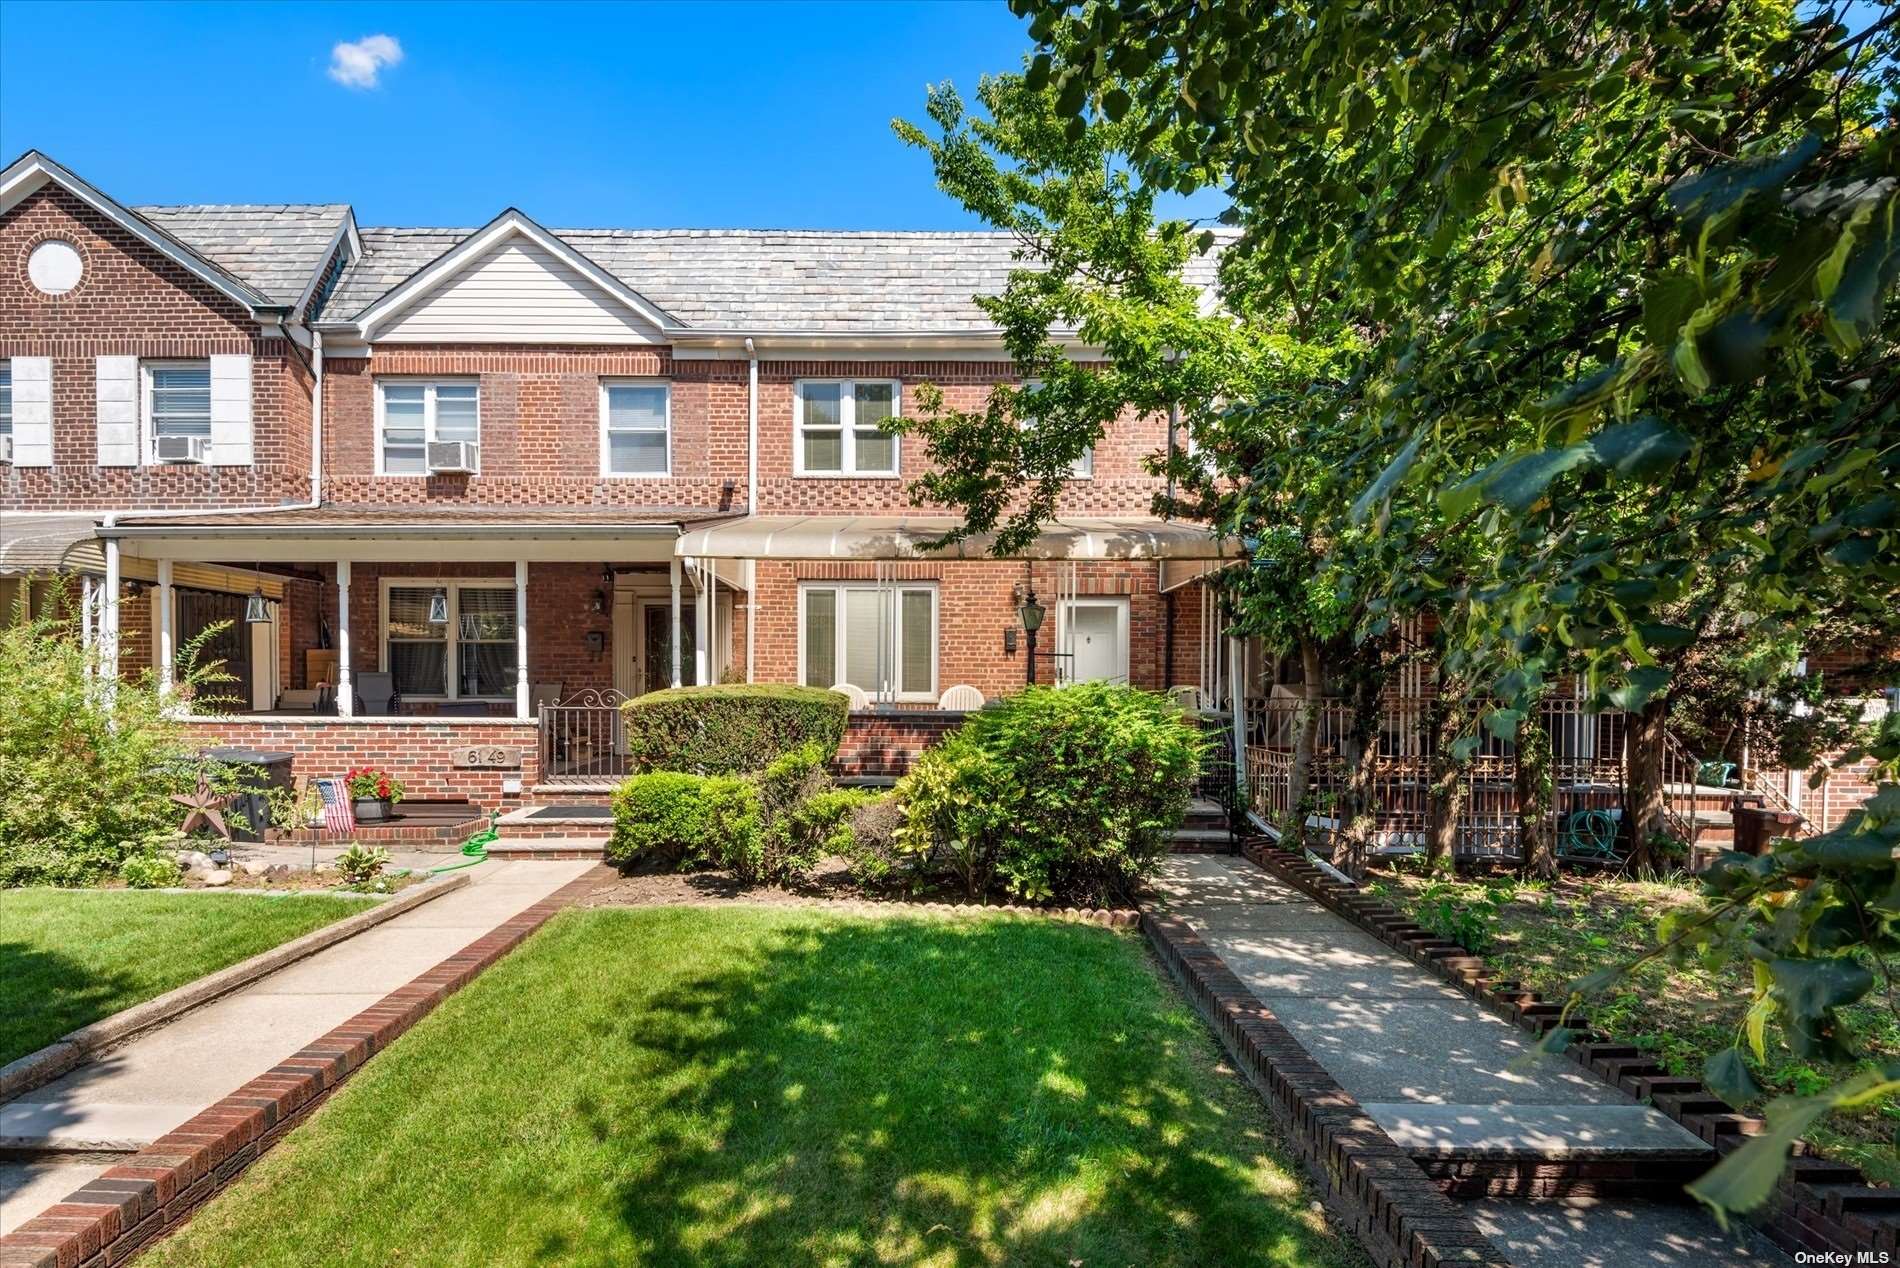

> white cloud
[328,34,403,89]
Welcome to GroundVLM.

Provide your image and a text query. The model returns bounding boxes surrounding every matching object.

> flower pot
[352,797,391,822]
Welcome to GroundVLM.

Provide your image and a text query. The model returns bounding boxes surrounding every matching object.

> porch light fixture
[243,562,269,624]
[1016,587,1045,685]
[428,588,449,625]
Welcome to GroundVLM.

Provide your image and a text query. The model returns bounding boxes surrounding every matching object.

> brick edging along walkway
[1140,910,1509,1268]
[0,864,617,1268]
[1239,840,1897,1260]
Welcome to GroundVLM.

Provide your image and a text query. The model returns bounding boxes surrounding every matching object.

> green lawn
[147,907,1360,1268]
[0,890,361,1066]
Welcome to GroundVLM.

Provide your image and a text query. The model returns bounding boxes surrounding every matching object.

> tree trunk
[1285,638,1323,842]
[1516,704,1556,880]
[1426,687,1466,870]
[1624,695,1669,876]
[1339,666,1385,874]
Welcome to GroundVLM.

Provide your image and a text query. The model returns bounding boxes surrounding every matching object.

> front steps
[1170,798,1233,853]
[490,805,611,860]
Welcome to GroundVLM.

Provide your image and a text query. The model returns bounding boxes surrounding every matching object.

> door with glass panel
[638,602,696,695]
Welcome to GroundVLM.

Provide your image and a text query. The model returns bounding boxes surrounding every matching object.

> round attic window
[28,240,83,295]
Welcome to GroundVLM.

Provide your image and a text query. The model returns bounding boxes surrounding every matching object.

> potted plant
[344,766,405,822]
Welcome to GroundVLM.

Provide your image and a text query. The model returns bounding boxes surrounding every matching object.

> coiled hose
[428,812,499,874]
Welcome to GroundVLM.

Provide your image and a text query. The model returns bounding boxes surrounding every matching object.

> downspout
[745,336,758,683]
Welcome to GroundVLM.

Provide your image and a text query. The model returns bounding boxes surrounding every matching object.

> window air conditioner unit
[0,435,11,463]
[427,440,479,473]
[155,435,212,464]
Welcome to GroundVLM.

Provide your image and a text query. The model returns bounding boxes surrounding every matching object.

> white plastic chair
[1168,685,1204,710]
[831,682,872,711]
[939,684,984,711]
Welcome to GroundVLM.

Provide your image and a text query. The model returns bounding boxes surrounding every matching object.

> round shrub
[609,771,762,870]
[119,849,183,890]
[620,685,849,775]
[894,683,1203,905]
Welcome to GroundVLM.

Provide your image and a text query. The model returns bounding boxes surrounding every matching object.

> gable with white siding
[373,231,666,344]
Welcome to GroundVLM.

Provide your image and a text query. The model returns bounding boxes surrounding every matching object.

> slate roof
[134,204,352,309]
[321,226,1232,332]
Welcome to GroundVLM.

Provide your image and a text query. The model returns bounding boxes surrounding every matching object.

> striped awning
[0,514,104,575]
[674,515,1232,564]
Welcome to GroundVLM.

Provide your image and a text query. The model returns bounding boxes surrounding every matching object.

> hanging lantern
[243,588,270,624]
[428,588,449,624]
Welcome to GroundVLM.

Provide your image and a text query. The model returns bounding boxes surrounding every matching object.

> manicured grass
[149,907,1361,1268]
[0,890,361,1066]
[1370,870,1900,1186]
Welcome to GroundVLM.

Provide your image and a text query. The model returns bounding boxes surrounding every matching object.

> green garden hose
[428,812,499,874]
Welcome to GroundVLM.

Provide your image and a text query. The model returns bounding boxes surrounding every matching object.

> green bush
[814,790,907,889]
[0,605,238,887]
[334,843,391,887]
[620,684,848,775]
[119,849,183,890]
[741,744,832,883]
[894,683,1202,905]
[609,771,762,870]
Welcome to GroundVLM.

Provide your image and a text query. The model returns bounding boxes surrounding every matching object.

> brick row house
[1,151,1237,812]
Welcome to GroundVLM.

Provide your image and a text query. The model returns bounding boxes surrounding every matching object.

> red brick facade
[179,717,540,805]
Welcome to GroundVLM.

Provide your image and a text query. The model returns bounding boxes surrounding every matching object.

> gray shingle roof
[134,204,351,308]
[323,226,1230,332]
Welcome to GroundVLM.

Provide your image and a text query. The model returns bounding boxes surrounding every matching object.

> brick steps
[486,838,608,861]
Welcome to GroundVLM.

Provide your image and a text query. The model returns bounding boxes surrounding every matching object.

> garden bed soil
[1366,866,1900,1187]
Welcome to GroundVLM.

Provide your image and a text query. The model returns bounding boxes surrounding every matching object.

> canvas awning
[0,514,105,575]
[674,515,1232,565]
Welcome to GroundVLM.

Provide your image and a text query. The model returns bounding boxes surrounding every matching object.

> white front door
[1060,598,1128,684]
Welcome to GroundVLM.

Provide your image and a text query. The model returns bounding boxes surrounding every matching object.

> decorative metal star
[172,771,232,841]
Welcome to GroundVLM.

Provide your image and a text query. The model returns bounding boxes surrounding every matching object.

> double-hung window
[384,581,517,700]
[378,381,479,475]
[146,361,212,440]
[0,361,11,458]
[600,381,670,476]
[795,380,899,476]
[1017,379,1092,478]
[799,582,937,701]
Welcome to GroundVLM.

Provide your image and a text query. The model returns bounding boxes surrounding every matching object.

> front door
[1061,599,1128,684]
[175,588,254,707]
[638,601,697,695]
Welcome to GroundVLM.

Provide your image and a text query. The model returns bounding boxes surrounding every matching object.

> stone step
[495,805,614,843]
[1168,827,1233,854]
[486,838,609,860]
[1364,1102,1712,1161]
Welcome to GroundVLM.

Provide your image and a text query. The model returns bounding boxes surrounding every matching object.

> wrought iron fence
[537,688,630,785]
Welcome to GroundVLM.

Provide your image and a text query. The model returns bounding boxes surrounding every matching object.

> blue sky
[0,0,1225,231]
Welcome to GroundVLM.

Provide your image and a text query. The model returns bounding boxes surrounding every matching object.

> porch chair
[529,682,564,715]
[1696,760,1739,788]
[830,682,872,711]
[1557,808,1623,867]
[939,684,984,711]
[1168,685,1205,710]
[355,671,397,716]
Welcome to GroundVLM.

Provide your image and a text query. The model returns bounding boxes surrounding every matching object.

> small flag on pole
[317,778,355,836]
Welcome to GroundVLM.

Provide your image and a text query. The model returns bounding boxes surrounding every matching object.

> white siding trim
[209,354,253,466]
[95,356,140,467]
[8,356,53,467]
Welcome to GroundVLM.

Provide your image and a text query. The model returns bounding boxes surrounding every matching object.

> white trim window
[798,582,938,701]
[600,380,671,476]
[0,360,11,456]
[382,580,517,700]
[145,360,212,441]
[1018,381,1092,479]
[377,380,479,475]
[794,379,900,476]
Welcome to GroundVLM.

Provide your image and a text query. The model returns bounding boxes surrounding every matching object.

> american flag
[316,778,355,835]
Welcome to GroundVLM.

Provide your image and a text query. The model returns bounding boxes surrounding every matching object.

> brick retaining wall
[181,717,539,809]
[832,710,966,778]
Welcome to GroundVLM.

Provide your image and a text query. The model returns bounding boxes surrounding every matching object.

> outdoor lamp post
[1017,588,1045,685]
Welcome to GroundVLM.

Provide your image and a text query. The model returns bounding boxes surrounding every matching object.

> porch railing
[537,689,630,786]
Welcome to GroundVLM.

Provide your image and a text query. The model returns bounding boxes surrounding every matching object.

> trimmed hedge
[620,684,849,775]
[608,771,761,870]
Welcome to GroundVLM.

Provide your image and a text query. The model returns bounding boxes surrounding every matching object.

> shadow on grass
[0,939,144,1067]
[540,913,1339,1267]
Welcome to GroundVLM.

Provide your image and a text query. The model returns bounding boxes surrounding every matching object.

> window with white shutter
[148,362,212,438]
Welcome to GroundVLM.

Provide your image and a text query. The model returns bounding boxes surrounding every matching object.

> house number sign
[452,746,522,769]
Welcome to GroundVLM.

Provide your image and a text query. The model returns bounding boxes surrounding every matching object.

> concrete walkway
[0,858,595,1235]
[1148,855,1791,1267]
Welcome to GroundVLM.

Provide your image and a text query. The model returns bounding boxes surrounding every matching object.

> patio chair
[1557,808,1623,866]
[830,682,872,711]
[355,671,397,716]
[939,684,984,710]
[1697,760,1739,788]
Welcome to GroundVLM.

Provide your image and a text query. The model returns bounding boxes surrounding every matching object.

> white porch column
[101,537,121,697]
[669,556,683,688]
[694,561,711,687]
[335,560,353,717]
[80,575,95,675]
[745,559,757,683]
[1229,634,1249,808]
[155,559,175,698]
[515,560,531,720]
